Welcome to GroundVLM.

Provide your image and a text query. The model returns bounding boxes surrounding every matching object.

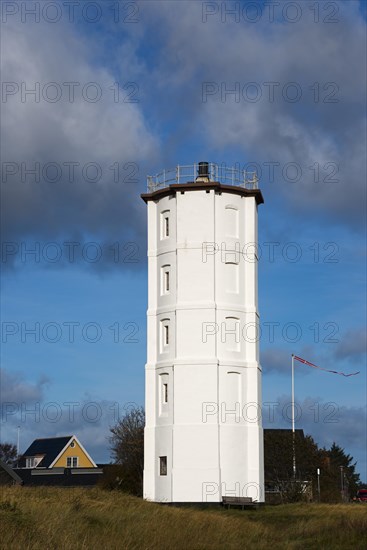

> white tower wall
[143,174,264,503]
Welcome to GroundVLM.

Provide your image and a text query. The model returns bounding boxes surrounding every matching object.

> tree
[264,430,361,502]
[109,406,145,496]
[318,443,361,501]
[264,429,320,502]
[0,443,18,466]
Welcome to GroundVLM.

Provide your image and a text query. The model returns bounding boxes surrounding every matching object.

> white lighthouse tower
[141,162,264,503]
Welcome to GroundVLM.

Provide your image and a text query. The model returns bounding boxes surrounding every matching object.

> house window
[163,383,168,404]
[70,441,75,448]
[26,457,35,468]
[67,456,78,468]
[159,456,167,476]
[164,216,169,237]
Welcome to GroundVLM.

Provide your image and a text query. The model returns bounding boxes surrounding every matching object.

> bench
[222,496,257,510]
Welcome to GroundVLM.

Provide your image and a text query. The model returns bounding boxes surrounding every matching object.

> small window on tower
[161,210,170,239]
[160,319,170,353]
[159,373,169,415]
[164,325,169,345]
[160,456,167,476]
[165,216,169,237]
[161,265,171,295]
[165,270,170,292]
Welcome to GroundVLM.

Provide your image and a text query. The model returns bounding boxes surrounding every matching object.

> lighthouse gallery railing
[147,163,259,193]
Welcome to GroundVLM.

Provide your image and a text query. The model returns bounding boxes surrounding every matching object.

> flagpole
[17,426,20,467]
[291,354,296,478]
[289,353,359,480]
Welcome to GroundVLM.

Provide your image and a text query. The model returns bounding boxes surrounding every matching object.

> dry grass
[0,487,366,550]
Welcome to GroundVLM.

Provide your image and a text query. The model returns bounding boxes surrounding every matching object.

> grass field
[0,487,366,550]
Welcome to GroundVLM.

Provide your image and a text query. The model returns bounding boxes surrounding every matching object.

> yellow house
[20,435,97,469]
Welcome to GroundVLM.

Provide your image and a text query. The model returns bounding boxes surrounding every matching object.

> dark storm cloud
[263,394,367,479]
[334,328,367,362]
[261,348,290,374]
[0,368,140,463]
[0,367,49,403]
[261,345,318,375]
[2,1,366,274]
[138,0,367,231]
[264,394,366,451]
[1,17,159,271]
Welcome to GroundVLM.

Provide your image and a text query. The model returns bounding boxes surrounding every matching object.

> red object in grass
[356,489,367,502]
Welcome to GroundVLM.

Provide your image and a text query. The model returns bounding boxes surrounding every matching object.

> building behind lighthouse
[141,162,264,503]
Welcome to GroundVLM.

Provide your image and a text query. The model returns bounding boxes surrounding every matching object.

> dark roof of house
[0,458,23,485]
[22,436,73,468]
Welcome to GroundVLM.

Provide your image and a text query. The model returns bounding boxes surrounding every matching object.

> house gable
[20,435,97,469]
[51,436,96,468]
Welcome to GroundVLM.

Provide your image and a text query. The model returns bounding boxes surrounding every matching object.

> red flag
[293,355,360,377]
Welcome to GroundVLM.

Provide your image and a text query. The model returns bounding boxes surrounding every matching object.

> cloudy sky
[1,1,366,481]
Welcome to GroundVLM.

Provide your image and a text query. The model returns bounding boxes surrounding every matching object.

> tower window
[164,325,169,345]
[159,456,167,476]
[161,211,170,239]
[161,265,171,295]
[164,270,170,292]
[161,320,170,352]
[159,373,169,415]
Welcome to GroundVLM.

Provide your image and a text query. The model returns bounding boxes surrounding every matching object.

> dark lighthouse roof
[141,161,264,205]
